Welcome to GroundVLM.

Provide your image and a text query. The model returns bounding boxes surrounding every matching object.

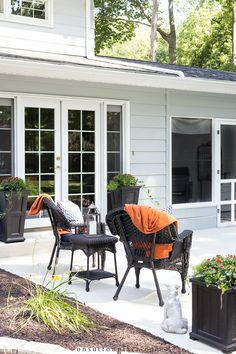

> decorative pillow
[57,199,84,225]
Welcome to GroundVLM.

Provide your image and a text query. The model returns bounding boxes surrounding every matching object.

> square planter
[109,186,141,210]
[190,278,236,353]
[0,190,29,243]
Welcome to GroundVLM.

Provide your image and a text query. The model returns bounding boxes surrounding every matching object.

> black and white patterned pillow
[57,200,84,225]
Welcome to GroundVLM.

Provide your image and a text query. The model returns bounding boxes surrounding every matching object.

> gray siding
[0,0,89,56]
[1,75,236,229]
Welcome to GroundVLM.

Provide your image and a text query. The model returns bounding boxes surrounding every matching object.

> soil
[0,268,192,354]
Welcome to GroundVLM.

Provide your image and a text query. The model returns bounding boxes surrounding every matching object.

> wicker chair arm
[178,229,193,240]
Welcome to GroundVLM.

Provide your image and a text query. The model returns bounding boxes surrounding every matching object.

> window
[0,99,13,182]
[172,117,212,204]
[11,0,47,19]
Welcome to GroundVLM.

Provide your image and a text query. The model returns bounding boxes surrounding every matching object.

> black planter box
[109,186,141,210]
[190,278,236,353]
[0,190,29,243]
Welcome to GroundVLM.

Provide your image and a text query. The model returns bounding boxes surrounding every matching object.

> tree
[177,0,236,70]
[94,0,177,64]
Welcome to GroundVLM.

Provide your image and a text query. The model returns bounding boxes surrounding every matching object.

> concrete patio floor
[1,226,236,354]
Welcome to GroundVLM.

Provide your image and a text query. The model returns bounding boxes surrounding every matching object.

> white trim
[1,57,236,95]
[0,0,53,27]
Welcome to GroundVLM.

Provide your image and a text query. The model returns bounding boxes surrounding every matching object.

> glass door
[61,101,101,213]
[218,122,236,225]
[21,98,60,228]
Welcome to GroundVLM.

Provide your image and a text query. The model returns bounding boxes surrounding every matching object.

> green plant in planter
[192,254,236,294]
[0,176,27,192]
[107,173,138,191]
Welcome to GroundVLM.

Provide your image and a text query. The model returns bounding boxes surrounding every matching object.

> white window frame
[0,0,53,27]
[169,115,216,209]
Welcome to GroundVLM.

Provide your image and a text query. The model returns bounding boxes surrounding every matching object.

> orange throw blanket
[124,204,178,260]
[28,194,71,236]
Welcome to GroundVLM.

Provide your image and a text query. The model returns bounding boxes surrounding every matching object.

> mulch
[0,268,192,353]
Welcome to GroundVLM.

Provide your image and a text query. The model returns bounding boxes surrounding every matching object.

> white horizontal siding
[1,76,236,228]
[0,0,90,56]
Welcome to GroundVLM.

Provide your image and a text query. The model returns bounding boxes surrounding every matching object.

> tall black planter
[190,278,236,353]
[108,186,141,210]
[0,190,29,243]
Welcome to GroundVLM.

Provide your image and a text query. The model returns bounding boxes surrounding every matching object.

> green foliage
[15,277,94,334]
[177,0,235,70]
[0,177,27,191]
[94,0,151,54]
[107,173,138,191]
[193,255,236,293]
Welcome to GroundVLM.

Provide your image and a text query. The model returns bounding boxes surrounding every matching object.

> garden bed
[0,268,191,354]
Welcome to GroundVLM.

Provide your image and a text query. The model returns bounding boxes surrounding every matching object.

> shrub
[0,177,27,191]
[107,174,138,191]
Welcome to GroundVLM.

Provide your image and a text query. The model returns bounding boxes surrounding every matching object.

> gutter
[0,55,236,96]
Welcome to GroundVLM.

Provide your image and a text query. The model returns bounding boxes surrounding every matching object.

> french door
[217,121,236,226]
[20,98,101,228]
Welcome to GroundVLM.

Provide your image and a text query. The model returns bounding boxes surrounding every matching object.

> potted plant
[107,173,141,210]
[190,255,236,353]
[0,177,29,243]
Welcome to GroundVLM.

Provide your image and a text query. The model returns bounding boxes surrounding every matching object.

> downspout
[85,0,95,59]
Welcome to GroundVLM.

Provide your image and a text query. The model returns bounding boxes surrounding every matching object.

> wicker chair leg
[86,250,90,292]
[52,246,60,277]
[68,250,75,285]
[113,251,119,287]
[151,267,164,307]
[135,267,140,288]
[113,265,131,301]
[47,242,57,271]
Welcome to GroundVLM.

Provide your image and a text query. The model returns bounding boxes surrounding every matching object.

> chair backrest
[106,207,179,263]
[43,198,71,242]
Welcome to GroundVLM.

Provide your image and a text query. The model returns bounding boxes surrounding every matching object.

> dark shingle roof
[99,56,236,82]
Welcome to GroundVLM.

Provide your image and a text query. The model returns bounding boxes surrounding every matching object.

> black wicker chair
[44,198,119,291]
[106,207,193,306]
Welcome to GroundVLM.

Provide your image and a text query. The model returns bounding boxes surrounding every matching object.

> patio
[0,225,236,354]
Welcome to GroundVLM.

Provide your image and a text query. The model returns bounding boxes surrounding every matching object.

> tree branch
[130,0,152,23]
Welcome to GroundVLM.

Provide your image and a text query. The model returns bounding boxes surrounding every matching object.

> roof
[99,56,236,82]
[1,48,236,82]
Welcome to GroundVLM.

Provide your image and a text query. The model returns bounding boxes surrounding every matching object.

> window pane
[11,0,46,19]
[41,175,54,194]
[82,132,95,151]
[25,153,39,173]
[68,174,81,194]
[69,153,81,173]
[68,132,80,151]
[107,132,120,151]
[25,175,39,196]
[221,205,231,223]
[25,131,39,151]
[41,153,54,173]
[221,125,236,179]
[0,0,3,13]
[107,153,120,172]
[221,183,231,201]
[25,107,39,129]
[172,118,212,204]
[107,110,121,131]
[82,111,95,130]
[68,110,80,131]
[0,153,11,174]
[82,153,95,172]
[41,108,54,129]
[83,174,95,193]
[41,131,54,151]
[0,130,11,151]
[0,106,11,128]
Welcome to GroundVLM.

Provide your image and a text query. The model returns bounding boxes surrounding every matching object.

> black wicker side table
[68,233,119,291]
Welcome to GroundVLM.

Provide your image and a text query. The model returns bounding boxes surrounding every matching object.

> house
[0,0,236,231]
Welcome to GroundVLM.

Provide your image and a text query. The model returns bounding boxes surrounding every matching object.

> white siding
[1,75,236,229]
[0,0,92,56]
